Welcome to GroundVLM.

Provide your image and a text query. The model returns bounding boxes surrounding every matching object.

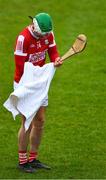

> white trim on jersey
[15,35,24,51]
[14,35,27,56]
[14,51,27,56]
[49,43,56,48]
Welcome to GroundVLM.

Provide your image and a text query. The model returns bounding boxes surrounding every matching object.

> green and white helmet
[33,13,53,35]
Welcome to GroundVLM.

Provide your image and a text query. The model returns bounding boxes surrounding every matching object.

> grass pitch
[0,0,106,179]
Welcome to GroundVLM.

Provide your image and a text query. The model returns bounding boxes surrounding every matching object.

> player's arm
[14,35,28,82]
[48,32,63,67]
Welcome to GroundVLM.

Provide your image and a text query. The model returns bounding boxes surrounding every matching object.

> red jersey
[14,26,60,83]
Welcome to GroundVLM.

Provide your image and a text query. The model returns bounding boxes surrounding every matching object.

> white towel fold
[3,62,56,131]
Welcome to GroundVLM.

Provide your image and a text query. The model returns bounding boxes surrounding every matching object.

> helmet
[33,13,53,35]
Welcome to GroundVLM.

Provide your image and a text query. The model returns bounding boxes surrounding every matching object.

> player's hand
[54,57,63,67]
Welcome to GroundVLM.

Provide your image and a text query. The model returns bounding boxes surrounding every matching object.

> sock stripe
[19,151,27,165]
[19,154,27,158]
[20,160,27,164]
[28,152,38,162]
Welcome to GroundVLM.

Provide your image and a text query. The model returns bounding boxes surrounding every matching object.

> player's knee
[32,117,45,130]
[37,118,45,128]
[38,115,45,122]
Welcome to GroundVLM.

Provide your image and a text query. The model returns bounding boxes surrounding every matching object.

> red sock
[19,151,27,165]
[28,152,38,162]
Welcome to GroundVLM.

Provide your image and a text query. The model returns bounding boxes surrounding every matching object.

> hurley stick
[61,34,87,61]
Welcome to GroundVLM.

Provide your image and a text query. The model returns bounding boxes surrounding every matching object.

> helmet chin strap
[33,32,40,39]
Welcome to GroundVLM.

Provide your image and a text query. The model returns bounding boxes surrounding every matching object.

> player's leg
[18,115,31,151]
[18,115,35,173]
[29,106,45,153]
[14,82,35,172]
[29,106,51,169]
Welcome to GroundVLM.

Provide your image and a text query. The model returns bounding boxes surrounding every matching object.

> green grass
[0,0,106,179]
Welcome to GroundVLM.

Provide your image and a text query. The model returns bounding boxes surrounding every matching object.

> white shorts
[13,81,48,107]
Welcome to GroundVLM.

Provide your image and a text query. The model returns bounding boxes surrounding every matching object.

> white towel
[3,62,56,131]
